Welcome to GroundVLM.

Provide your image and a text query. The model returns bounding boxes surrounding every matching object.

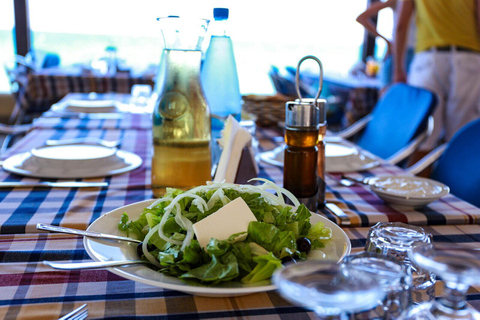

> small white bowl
[369,175,450,208]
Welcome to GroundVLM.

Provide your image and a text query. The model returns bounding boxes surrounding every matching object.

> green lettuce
[118,186,333,285]
[241,252,282,284]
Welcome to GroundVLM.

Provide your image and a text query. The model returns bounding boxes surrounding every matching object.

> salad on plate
[118,179,333,285]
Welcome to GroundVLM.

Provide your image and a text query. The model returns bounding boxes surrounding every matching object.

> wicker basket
[242,94,293,127]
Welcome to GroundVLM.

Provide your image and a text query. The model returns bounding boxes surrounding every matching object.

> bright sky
[0,1,14,29]
[0,0,376,93]
[24,0,367,45]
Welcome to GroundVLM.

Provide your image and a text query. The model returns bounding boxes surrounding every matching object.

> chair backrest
[430,118,480,207]
[356,83,437,159]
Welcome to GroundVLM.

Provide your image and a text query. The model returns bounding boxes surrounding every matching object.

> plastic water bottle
[201,7,242,134]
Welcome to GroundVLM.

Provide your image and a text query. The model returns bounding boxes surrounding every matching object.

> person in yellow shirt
[394,0,480,153]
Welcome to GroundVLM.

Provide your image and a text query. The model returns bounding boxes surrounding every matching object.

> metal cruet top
[285,55,326,128]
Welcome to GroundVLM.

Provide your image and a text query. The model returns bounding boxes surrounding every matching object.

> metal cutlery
[0,181,108,188]
[44,259,151,270]
[46,137,120,148]
[324,202,351,226]
[58,303,88,320]
[37,223,141,243]
[340,175,384,189]
[340,174,373,186]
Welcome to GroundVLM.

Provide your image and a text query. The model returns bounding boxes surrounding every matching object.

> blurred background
[0,0,394,122]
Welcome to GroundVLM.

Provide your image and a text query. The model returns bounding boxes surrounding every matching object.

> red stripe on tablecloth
[438,197,476,224]
[0,270,126,287]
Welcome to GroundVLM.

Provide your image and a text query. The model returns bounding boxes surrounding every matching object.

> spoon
[36,223,141,243]
[45,137,120,148]
[340,175,373,186]
[44,259,151,270]
[340,175,384,189]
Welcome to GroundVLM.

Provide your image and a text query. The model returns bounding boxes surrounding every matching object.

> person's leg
[407,50,449,151]
[446,50,480,141]
[406,51,450,176]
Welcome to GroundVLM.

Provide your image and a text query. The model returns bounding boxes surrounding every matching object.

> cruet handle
[295,55,324,107]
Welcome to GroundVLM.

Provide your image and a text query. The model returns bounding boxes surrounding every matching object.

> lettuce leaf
[307,221,333,249]
[241,252,282,284]
[247,221,297,258]
[179,252,239,284]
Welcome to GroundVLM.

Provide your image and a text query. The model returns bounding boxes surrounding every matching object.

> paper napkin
[213,116,259,183]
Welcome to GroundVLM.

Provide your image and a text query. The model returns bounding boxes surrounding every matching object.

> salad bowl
[84,199,351,297]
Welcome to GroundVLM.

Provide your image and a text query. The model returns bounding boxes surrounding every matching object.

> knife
[37,223,141,243]
[325,202,351,226]
[0,181,108,188]
[44,260,150,270]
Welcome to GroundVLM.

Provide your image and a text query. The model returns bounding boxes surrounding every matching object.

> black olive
[136,242,156,257]
[281,256,297,264]
[296,237,312,254]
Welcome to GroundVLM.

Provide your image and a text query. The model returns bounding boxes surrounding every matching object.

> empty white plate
[259,142,380,173]
[3,144,142,179]
[64,99,118,113]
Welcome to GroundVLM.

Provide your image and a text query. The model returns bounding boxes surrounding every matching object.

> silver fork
[58,303,88,320]
[45,137,120,148]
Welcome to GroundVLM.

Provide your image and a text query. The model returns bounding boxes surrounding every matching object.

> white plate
[51,99,118,115]
[260,142,380,173]
[3,146,142,179]
[369,175,450,208]
[65,99,118,113]
[84,199,351,297]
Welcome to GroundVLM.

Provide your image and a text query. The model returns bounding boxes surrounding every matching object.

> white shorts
[408,48,480,150]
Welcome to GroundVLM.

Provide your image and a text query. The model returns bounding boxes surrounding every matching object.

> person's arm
[356,0,396,55]
[393,0,414,83]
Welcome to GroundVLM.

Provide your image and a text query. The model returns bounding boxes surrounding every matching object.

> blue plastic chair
[338,83,437,164]
[408,118,480,207]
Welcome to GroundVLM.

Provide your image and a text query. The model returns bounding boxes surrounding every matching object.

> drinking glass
[273,260,385,319]
[344,252,413,319]
[401,243,480,319]
[130,84,152,108]
[365,222,435,303]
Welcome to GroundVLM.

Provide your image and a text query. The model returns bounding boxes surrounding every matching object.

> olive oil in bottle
[151,17,212,197]
[283,55,326,211]
[284,101,321,211]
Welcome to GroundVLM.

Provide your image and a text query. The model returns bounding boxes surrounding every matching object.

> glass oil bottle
[284,55,326,211]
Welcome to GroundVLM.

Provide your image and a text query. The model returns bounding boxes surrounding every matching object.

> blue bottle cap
[213,8,229,21]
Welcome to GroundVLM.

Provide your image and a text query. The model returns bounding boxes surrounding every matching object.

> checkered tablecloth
[256,128,480,227]
[2,226,480,319]
[20,70,154,117]
[0,124,478,235]
[1,117,480,319]
[33,112,152,130]
[32,93,153,130]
